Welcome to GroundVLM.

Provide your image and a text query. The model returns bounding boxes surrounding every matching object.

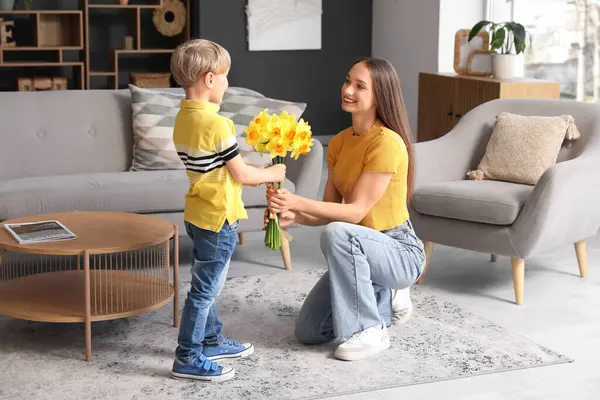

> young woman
[266,57,426,361]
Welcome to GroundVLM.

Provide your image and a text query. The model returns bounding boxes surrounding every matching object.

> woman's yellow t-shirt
[327,120,409,231]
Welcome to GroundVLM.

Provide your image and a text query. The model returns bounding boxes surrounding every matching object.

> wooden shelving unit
[0,10,85,90]
[0,0,191,91]
[85,0,191,90]
[87,4,164,8]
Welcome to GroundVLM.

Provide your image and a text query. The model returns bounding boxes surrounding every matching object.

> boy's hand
[268,164,286,183]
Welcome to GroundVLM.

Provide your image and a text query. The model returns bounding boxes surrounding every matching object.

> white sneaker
[391,287,413,324]
[334,322,390,361]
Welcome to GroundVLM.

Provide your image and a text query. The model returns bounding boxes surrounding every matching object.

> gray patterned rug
[0,269,571,400]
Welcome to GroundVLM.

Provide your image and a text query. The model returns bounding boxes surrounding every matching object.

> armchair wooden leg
[575,240,587,278]
[490,254,497,262]
[280,236,291,270]
[416,242,434,284]
[511,258,525,305]
[238,232,245,244]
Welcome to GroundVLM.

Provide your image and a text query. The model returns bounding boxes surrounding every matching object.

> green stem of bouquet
[265,155,284,250]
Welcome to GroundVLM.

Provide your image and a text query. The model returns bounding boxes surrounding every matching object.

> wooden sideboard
[417,72,561,142]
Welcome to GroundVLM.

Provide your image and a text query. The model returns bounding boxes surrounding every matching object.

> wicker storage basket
[130,72,171,88]
[18,77,68,91]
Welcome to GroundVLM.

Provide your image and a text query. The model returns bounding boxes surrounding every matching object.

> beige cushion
[467,112,581,185]
[412,180,533,226]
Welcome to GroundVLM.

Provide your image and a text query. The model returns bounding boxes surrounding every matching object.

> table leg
[83,250,92,361]
[280,235,291,270]
[172,225,180,328]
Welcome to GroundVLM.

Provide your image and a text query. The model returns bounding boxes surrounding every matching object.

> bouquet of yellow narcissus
[244,109,314,250]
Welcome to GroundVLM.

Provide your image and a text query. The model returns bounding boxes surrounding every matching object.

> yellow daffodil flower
[266,137,289,158]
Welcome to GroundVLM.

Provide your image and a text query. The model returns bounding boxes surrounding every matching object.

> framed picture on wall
[246,0,323,51]
[453,29,489,74]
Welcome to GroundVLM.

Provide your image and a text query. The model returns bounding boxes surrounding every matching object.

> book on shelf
[3,220,77,244]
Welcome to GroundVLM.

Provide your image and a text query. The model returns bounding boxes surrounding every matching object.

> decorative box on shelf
[130,72,171,88]
[18,76,68,91]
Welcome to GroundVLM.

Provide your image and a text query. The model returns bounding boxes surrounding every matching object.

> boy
[169,39,286,382]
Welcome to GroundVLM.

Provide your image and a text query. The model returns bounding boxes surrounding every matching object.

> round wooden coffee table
[0,211,180,361]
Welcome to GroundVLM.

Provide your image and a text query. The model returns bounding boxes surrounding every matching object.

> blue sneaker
[171,356,235,382]
[202,338,255,361]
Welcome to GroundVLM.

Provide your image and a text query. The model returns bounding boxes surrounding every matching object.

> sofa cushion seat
[0,171,189,221]
[0,171,295,221]
[412,180,533,226]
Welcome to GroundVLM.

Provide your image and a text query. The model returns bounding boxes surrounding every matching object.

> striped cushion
[128,85,307,171]
[130,85,184,171]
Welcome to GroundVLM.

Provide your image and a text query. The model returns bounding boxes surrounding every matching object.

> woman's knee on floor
[295,320,326,345]
[294,311,333,345]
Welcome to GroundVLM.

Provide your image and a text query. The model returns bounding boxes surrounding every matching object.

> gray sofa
[0,88,323,266]
[410,98,600,305]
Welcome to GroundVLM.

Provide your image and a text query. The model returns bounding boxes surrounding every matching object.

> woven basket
[18,76,68,91]
[130,72,171,88]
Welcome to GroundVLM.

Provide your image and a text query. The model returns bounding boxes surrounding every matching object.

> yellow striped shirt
[173,100,248,232]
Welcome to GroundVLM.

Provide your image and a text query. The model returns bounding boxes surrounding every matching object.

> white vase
[0,0,15,11]
[491,54,524,80]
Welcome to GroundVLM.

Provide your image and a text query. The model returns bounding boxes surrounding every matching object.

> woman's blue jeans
[295,220,425,343]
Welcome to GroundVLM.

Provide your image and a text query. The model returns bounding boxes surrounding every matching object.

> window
[491,0,600,101]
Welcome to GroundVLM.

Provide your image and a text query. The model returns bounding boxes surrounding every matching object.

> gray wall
[197,0,372,136]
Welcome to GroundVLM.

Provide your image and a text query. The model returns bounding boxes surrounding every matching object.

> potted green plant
[469,20,527,79]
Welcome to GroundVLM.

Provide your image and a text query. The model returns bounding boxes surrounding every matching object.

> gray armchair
[410,98,600,305]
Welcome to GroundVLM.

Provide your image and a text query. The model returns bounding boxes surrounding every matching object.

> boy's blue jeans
[175,220,238,364]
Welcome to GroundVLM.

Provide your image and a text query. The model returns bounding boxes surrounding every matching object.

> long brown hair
[352,57,415,202]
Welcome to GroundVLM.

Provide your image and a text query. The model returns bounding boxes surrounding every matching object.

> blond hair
[170,39,231,89]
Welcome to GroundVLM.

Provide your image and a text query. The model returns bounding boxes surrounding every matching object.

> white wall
[372,0,486,136]
[438,0,487,72]
[490,0,514,22]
